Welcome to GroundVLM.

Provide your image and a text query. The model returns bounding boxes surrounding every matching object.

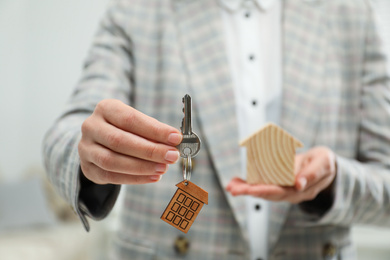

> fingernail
[150,175,162,182]
[299,178,307,190]
[168,133,182,145]
[155,164,167,173]
[165,150,180,163]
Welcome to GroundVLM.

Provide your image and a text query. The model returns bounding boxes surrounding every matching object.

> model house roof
[176,181,208,205]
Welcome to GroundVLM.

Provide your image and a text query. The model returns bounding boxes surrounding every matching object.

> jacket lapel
[172,0,248,239]
[280,1,327,148]
[268,0,328,252]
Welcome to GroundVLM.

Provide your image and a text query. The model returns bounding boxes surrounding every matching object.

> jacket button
[322,242,336,258]
[174,236,190,255]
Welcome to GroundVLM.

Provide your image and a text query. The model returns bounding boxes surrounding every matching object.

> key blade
[182,94,192,135]
[177,94,201,158]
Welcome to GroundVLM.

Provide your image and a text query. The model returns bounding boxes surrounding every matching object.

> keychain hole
[183,147,191,156]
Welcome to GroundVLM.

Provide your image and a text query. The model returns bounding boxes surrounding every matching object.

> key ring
[182,156,192,183]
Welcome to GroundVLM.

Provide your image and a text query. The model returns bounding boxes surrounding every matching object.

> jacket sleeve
[298,2,390,227]
[42,0,132,231]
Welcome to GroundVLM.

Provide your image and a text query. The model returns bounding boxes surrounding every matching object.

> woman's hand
[78,99,182,185]
[226,146,337,204]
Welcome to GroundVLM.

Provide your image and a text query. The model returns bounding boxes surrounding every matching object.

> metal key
[177,94,201,158]
[177,94,201,181]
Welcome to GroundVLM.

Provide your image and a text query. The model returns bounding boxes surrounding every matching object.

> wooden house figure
[240,123,303,186]
[161,181,208,233]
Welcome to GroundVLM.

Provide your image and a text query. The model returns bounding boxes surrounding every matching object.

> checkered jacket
[43,0,390,259]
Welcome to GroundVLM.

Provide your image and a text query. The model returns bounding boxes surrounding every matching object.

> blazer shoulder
[105,0,173,33]
[321,0,373,30]
[325,0,371,15]
[111,0,171,9]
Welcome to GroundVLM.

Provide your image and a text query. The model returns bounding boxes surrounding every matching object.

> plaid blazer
[43,0,390,259]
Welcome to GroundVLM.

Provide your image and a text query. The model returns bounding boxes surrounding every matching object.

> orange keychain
[161,179,208,233]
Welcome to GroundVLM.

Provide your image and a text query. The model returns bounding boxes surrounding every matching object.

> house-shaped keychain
[240,123,303,186]
[161,181,208,233]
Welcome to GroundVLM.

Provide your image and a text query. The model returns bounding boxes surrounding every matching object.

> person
[43,0,390,259]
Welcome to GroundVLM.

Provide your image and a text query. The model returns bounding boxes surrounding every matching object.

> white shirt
[220,1,282,260]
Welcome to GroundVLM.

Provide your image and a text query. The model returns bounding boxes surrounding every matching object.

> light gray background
[0,0,389,259]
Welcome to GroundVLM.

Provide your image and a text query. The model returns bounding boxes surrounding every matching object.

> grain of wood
[240,123,303,186]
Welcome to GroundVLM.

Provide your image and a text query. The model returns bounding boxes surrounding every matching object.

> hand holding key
[78,99,182,185]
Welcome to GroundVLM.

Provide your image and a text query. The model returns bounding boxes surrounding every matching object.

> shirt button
[252,100,257,106]
[249,54,255,61]
[255,204,261,211]
[245,12,251,18]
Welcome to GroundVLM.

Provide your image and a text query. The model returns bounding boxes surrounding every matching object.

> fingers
[79,141,169,175]
[295,155,324,191]
[289,173,335,203]
[84,117,180,164]
[226,177,249,195]
[80,161,163,185]
[96,99,182,146]
[226,177,295,201]
[246,184,295,200]
[78,99,183,185]
[226,177,322,204]
[295,147,336,192]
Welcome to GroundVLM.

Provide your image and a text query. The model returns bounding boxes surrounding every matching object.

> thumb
[294,153,305,175]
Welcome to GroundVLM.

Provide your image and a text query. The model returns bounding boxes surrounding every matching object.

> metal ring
[182,157,192,182]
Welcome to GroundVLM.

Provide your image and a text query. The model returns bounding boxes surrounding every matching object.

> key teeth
[181,98,185,132]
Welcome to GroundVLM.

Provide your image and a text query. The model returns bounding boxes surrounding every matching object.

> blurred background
[0,0,389,259]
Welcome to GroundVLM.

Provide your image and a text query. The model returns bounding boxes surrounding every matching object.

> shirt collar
[218,0,278,12]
